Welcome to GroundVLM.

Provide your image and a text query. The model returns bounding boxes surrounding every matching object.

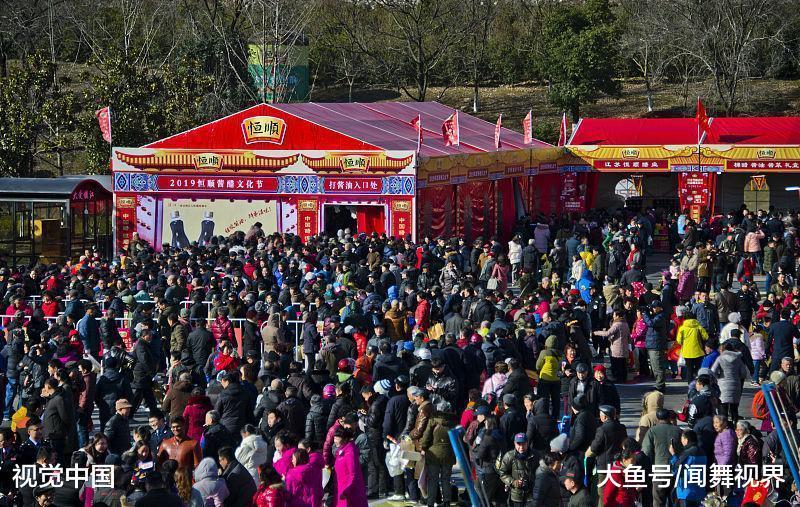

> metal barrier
[0,313,305,360]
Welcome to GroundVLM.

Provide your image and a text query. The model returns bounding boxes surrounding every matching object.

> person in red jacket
[253,466,286,507]
[602,449,639,507]
[211,307,235,342]
[40,291,61,318]
[414,293,430,333]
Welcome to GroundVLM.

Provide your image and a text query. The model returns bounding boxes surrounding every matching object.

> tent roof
[146,102,549,156]
[569,117,800,146]
[0,177,111,198]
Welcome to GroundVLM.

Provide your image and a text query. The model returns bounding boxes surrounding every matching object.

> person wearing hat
[643,300,668,392]
[497,393,524,449]
[567,394,597,455]
[563,467,592,507]
[419,400,456,507]
[497,432,541,506]
[105,398,133,456]
[586,405,627,498]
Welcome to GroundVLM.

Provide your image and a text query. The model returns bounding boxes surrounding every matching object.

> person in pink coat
[273,433,296,478]
[285,445,324,507]
[333,427,368,507]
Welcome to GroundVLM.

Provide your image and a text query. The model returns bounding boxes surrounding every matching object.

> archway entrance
[743,176,770,211]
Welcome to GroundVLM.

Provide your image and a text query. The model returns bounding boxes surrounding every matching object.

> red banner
[157,175,279,193]
[523,110,533,145]
[593,159,668,170]
[727,160,800,170]
[391,200,413,239]
[561,173,586,213]
[95,107,112,143]
[116,195,136,251]
[323,177,382,194]
[297,199,319,242]
[118,328,133,352]
[442,111,460,147]
[679,171,716,220]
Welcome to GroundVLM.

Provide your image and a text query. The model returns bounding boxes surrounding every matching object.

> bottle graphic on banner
[198,211,215,246]
[169,211,190,248]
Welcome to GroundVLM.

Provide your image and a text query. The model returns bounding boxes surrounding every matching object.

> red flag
[522,110,533,145]
[410,115,422,150]
[695,98,711,141]
[494,114,502,150]
[558,112,569,146]
[95,106,112,144]
[442,111,460,147]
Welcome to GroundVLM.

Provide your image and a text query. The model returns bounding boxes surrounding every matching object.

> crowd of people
[0,205,797,507]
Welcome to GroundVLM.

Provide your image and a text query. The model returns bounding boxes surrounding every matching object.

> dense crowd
[0,205,799,507]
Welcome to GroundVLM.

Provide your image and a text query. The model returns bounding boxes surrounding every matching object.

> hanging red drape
[533,174,562,215]
[356,206,386,234]
[497,178,516,240]
[459,181,493,242]
[417,186,453,238]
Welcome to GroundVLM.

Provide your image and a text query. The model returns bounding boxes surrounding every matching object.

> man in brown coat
[408,388,433,451]
[157,416,201,474]
[383,300,409,343]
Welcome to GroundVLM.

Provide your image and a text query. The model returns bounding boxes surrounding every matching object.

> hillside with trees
[1,0,799,176]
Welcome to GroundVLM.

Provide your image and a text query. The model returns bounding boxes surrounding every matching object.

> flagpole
[697,97,701,173]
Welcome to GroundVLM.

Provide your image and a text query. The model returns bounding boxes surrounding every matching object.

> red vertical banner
[561,172,586,213]
[297,199,319,242]
[115,195,136,251]
[391,199,413,239]
[678,172,713,221]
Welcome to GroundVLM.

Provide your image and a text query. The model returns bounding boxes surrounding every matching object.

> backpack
[751,390,769,420]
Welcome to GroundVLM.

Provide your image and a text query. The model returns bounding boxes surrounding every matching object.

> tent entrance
[323,204,386,235]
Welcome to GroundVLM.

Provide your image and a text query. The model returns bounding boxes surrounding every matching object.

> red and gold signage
[193,153,223,170]
[340,155,370,172]
[679,172,712,216]
[323,177,382,194]
[301,153,413,174]
[727,160,800,170]
[468,169,488,179]
[157,175,279,193]
[115,195,137,251]
[426,172,450,184]
[391,200,412,239]
[593,159,668,170]
[297,199,319,242]
[241,116,286,144]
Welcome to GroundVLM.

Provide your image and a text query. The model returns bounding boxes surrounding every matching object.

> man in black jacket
[201,410,233,462]
[531,452,563,507]
[500,394,526,450]
[3,328,24,419]
[502,358,533,401]
[41,378,75,465]
[567,395,597,455]
[105,399,132,455]
[187,318,214,381]
[95,357,133,433]
[215,371,250,444]
[131,329,159,414]
[586,405,627,498]
[218,446,257,507]
[383,376,411,501]
[362,383,389,499]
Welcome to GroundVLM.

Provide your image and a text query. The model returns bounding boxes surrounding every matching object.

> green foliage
[0,54,79,177]
[81,54,216,173]
[536,0,621,121]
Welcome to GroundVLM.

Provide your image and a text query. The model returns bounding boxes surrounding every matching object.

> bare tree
[669,0,791,115]
[465,0,497,112]
[619,0,676,112]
